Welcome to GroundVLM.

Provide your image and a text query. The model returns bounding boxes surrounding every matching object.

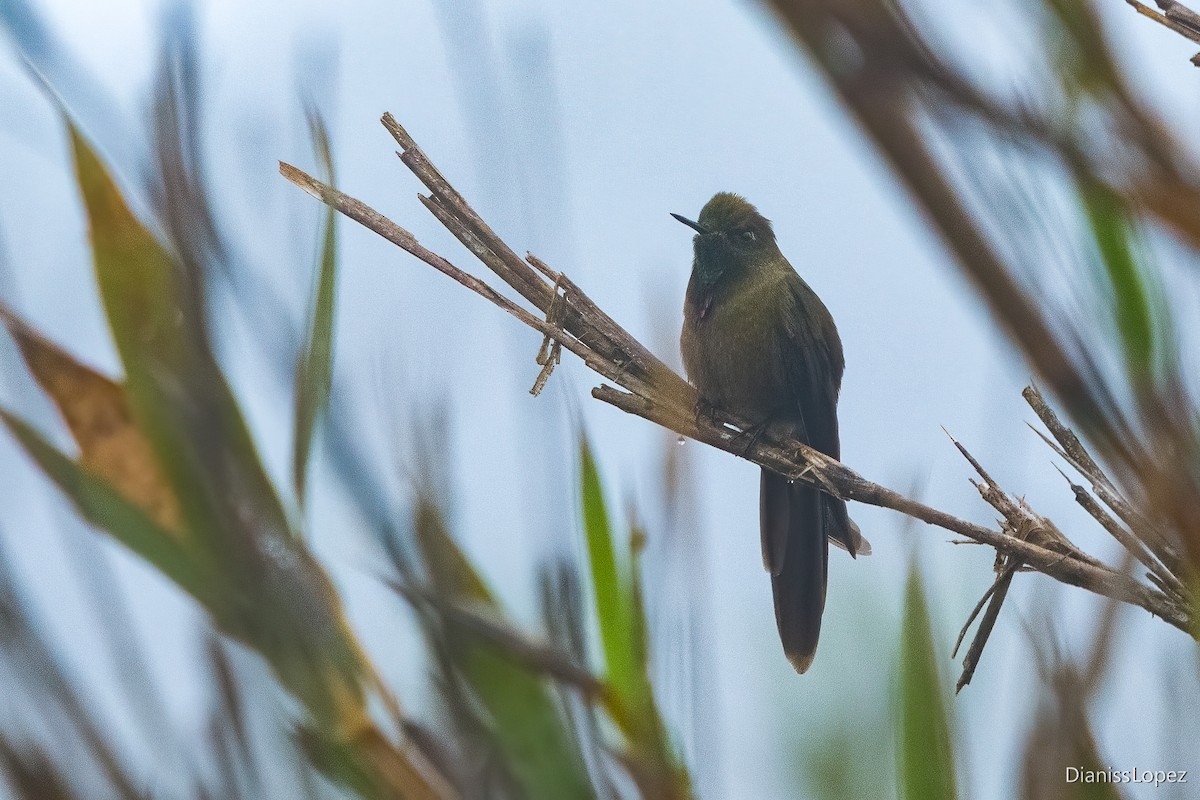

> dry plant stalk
[1127,0,1200,63]
[278,114,1193,675]
[763,0,1200,568]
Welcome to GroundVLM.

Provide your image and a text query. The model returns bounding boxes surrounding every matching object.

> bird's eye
[739,229,757,243]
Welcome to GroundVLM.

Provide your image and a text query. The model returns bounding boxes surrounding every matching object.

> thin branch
[1052,463,1188,601]
[955,566,1018,693]
[279,163,654,401]
[384,114,684,395]
[589,384,1187,631]
[279,120,1193,640]
[1023,386,1185,577]
[1126,1,1200,49]
[1022,387,1114,493]
[953,576,1002,659]
[944,427,1097,564]
[941,426,1104,689]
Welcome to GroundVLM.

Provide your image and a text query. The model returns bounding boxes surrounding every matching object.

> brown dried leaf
[0,306,181,534]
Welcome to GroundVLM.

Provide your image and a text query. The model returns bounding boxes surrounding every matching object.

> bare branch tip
[279,161,304,181]
[288,113,1195,642]
[278,162,327,203]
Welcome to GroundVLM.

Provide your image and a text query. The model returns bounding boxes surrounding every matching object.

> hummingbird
[675,192,866,673]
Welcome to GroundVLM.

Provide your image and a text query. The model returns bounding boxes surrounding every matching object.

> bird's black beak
[671,213,708,235]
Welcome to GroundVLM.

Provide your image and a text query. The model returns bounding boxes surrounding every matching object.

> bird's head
[672,192,778,288]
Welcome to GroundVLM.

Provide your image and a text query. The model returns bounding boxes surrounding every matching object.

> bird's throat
[692,242,730,291]
[688,267,724,322]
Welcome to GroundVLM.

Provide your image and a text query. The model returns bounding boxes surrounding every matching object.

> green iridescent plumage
[676,192,864,673]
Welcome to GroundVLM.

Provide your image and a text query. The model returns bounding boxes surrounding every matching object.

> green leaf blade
[461,645,594,800]
[578,437,637,705]
[68,117,292,549]
[67,121,216,536]
[66,115,383,753]
[408,492,593,798]
[0,409,209,604]
[898,562,958,800]
[293,113,339,507]
[1079,182,1155,384]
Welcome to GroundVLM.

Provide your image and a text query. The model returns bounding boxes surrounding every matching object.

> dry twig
[1126,0,1200,63]
[279,115,1193,643]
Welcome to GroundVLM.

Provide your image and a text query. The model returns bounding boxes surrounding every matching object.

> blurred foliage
[2,116,444,798]
[399,489,594,799]
[0,105,691,799]
[1,0,1199,799]
[293,110,340,510]
[898,564,958,800]
[768,0,1200,573]
[578,438,688,799]
[1077,180,1156,386]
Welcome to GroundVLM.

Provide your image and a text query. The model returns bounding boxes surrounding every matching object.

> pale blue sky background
[0,1,1197,798]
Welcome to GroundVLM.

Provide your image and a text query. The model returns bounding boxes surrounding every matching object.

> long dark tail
[761,469,829,673]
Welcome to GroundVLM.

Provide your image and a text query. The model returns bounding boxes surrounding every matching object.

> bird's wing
[779,271,843,458]
[779,272,860,557]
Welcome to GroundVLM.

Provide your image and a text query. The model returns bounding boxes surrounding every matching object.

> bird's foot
[693,397,720,429]
[733,419,771,458]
